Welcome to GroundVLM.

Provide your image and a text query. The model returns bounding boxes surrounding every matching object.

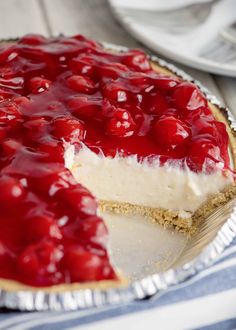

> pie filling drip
[0,34,232,287]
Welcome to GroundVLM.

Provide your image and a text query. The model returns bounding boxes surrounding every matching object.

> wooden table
[0,0,235,329]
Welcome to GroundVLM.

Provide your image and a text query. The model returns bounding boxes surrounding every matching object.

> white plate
[109,0,236,77]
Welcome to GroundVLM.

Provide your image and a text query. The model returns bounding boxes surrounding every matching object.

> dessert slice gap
[70,147,236,235]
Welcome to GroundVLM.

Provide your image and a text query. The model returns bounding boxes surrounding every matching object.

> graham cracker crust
[0,273,127,293]
[99,184,236,235]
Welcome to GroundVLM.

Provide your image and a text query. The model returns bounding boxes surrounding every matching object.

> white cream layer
[65,145,233,219]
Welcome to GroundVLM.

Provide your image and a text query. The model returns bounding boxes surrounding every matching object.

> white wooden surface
[0,0,235,328]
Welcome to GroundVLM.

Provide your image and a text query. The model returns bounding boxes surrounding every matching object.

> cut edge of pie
[97,98,236,234]
[72,61,236,235]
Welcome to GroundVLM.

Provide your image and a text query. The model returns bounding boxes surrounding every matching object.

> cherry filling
[0,34,231,286]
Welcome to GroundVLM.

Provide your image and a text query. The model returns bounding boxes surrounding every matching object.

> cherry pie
[0,34,235,290]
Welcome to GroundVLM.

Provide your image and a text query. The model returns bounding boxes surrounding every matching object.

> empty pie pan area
[0,42,236,311]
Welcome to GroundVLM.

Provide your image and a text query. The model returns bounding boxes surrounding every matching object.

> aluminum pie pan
[0,41,236,311]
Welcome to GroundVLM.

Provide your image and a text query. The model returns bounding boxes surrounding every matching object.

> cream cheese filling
[64,144,234,219]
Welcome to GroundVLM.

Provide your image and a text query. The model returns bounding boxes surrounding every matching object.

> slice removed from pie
[0,34,235,291]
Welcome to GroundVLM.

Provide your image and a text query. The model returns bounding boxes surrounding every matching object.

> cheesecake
[0,34,235,290]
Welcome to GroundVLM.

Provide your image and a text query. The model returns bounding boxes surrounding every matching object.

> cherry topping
[1,139,22,156]
[187,138,221,173]
[19,34,47,45]
[70,57,95,77]
[29,77,51,94]
[25,216,62,243]
[68,95,101,118]
[52,117,85,143]
[37,141,65,163]
[102,82,129,103]
[153,116,191,149]
[67,75,95,94]
[143,91,168,115]
[0,102,22,127]
[0,45,19,65]
[152,76,179,91]
[0,127,7,141]
[106,108,135,137]
[0,241,14,275]
[0,87,16,101]
[64,245,102,282]
[172,82,207,111]
[24,117,49,142]
[0,34,231,287]
[62,185,98,218]
[17,241,63,284]
[0,176,26,207]
[77,215,108,248]
[122,50,151,72]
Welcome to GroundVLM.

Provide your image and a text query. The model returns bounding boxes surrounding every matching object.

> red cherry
[0,45,19,65]
[35,241,63,268]
[163,108,180,118]
[153,116,191,149]
[0,87,16,101]
[214,121,229,147]
[25,117,48,129]
[184,107,213,124]
[17,245,40,276]
[29,167,75,196]
[37,141,64,163]
[25,216,62,243]
[1,139,22,156]
[24,117,49,142]
[193,119,228,145]
[21,46,46,63]
[19,34,47,45]
[132,109,152,136]
[67,75,95,94]
[143,91,168,115]
[67,95,101,118]
[64,245,102,282]
[17,241,63,277]
[0,102,22,126]
[96,63,129,80]
[152,76,179,91]
[0,240,15,274]
[70,57,95,77]
[122,50,151,72]
[102,82,129,103]
[0,76,24,91]
[52,117,85,143]
[106,108,135,137]
[14,96,31,107]
[0,127,7,141]
[72,34,100,48]
[172,82,207,111]
[187,137,221,173]
[62,185,98,218]
[0,176,26,206]
[78,216,108,247]
[29,77,51,94]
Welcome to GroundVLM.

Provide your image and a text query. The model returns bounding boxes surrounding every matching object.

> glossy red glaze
[0,34,231,286]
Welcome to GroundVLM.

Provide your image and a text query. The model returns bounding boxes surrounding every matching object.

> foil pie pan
[0,42,236,311]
